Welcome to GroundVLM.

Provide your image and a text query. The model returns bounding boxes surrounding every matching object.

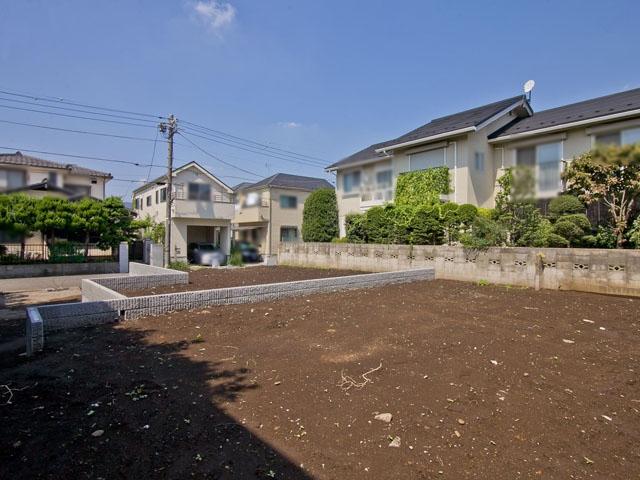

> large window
[280,226,298,242]
[6,169,26,189]
[595,126,640,146]
[376,170,392,188]
[516,142,562,193]
[188,182,211,201]
[280,195,297,209]
[410,148,445,171]
[146,195,152,207]
[343,171,361,193]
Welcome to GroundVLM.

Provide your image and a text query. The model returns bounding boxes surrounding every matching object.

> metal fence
[0,243,117,264]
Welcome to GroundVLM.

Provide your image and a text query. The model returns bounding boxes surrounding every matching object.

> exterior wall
[0,166,108,199]
[279,242,640,297]
[234,186,315,256]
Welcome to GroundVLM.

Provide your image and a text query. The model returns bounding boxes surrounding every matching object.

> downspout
[268,188,272,256]
[450,141,458,203]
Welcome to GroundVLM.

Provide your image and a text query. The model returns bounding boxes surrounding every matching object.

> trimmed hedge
[302,188,339,242]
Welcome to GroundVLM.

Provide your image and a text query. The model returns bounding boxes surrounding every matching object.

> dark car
[237,242,262,263]
[187,243,226,266]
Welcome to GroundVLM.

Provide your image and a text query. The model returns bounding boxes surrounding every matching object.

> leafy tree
[627,216,640,248]
[460,217,507,249]
[0,194,37,258]
[33,197,75,244]
[562,144,640,247]
[302,188,339,242]
[548,195,585,219]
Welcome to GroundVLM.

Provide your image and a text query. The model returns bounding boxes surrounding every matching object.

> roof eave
[488,107,640,143]
[375,126,476,153]
[325,153,394,172]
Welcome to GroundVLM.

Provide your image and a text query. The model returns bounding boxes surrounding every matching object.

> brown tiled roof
[0,151,112,178]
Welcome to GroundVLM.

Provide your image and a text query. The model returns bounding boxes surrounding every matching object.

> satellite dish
[523,79,535,94]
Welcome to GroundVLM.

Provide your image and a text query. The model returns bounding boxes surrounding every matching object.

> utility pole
[159,115,177,267]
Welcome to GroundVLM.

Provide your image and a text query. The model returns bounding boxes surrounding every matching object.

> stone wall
[279,242,640,297]
[28,268,435,354]
[0,261,119,279]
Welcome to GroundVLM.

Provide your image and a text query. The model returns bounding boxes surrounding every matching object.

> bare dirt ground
[122,265,365,296]
[1,280,639,479]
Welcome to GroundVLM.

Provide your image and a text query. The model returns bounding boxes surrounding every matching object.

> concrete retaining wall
[0,261,119,279]
[28,268,435,354]
[278,242,640,297]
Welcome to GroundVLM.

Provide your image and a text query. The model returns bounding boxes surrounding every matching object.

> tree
[33,197,75,244]
[0,194,37,258]
[562,144,640,247]
[302,188,339,242]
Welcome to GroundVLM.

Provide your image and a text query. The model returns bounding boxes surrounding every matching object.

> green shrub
[168,261,190,271]
[460,217,507,249]
[545,233,570,248]
[409,205,445,245]
[364,205,395,244]
[457,204,478,224]
[302,188,339,242]
[519,218,554,247]
[584,226,618,249]
[559,213,591,232]
[548,195,585,219]
[331,237,349,243]
[553,219,583,244]
[345,213,366,243]
[628,216,640,248]
[228,250,243,266]
[395,167,451,207]
[477,207,493,219]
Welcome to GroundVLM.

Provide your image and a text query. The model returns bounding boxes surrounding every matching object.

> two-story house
[132,161,235,263]
[233,173,333,258]
[0,151,111,199]
[327,87,640,236]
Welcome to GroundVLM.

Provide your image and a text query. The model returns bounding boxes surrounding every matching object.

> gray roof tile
[239,173,333,191]
[491,88,640,138]
[0,151,112,178]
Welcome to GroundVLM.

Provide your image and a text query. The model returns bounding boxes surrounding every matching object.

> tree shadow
[0,322,313,479]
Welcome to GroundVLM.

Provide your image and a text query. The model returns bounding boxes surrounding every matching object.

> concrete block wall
[28,268,435,354]
[279,242,640,297]
[0,261,119,279]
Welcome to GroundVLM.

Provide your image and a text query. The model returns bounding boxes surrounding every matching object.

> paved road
[0,273,126,293]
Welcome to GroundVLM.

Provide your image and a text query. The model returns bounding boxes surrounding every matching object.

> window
[65,184,91,196]
[595,126,640,146]
[188,182,211,201]
[410,148,445,171]
[516,142,561,193]
[343,171,361,193]
[155,190,159,204]
[280,227,298,242]
[160,187,167,203]
[146,195,152,207]
[6,169,26,189]
[280,195,297,209]
[48,171,58,186]
[376,170,392,188]
[474,152,485,171]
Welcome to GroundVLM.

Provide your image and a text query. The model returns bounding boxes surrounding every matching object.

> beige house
[0,151,111,199]
[233,173,333,257]
[132,161,234,263]
[327,87,640,236]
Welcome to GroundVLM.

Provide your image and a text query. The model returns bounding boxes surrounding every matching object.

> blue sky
[1,0,639,199]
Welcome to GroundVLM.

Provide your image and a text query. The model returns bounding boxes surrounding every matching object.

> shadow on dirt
[0,322,312,479]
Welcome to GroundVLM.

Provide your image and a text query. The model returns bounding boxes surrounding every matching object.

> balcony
[233,203,269,224]
[172,198,235,220]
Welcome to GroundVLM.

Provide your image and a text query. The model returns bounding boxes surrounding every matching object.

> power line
[0,103,158,129]
[0,119,168,143]
[0,145,164,168]
[0,95,160,124]
[180,120,328,163]
[179,127,326,168]
[0,87,166,120]
[177,131,262,178]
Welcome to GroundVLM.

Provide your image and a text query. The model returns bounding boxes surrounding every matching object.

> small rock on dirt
[457,418,466,425]
[374,413,393,423]
[91,429,104,437]
[562,339,575,344]
[388,436,401,448]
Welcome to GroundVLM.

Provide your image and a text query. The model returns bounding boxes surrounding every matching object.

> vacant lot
[1,280,639,479]
[121,265,364,296]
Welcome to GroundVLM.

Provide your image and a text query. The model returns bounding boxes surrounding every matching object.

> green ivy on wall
[395,167,451,207]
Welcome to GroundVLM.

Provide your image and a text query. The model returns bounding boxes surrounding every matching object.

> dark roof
[328,95,526,170]
[491,88,640,139]
[239,173,333,191]
[0,151,112,178]
[326,142,392,170]
[381,95,526,148]
[232,182,252,192]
